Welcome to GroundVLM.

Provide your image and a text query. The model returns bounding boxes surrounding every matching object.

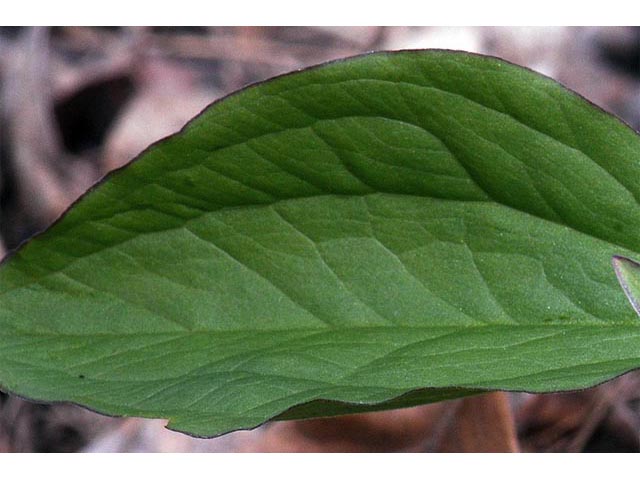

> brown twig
[3,27,70,225]
[420,399,464,452]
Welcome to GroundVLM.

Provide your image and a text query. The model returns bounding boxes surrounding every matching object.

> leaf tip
[612,255,640,317]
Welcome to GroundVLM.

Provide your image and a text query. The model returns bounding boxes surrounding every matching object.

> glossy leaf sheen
[2,50,640,437]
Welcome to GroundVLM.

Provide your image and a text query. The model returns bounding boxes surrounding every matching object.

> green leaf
[2,50,640,438]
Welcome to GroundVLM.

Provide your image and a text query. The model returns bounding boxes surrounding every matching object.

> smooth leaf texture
[2,50,640,437]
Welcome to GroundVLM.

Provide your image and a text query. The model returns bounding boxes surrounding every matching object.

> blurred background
[0,26,639,452]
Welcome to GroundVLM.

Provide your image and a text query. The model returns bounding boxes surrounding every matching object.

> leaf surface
[2,50,640,437]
